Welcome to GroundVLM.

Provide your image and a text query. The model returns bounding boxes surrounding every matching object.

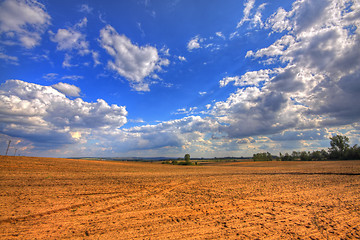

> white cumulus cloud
[0,0,51,48]
[100,25,169,91]
[50,18,89,55]
[52,82,81,97]
[0,80,127,150]
[220,69,275,87]
[265,7,292,33]
[218,0,360,140]
[50,18,100,67]
[187,35,201,51]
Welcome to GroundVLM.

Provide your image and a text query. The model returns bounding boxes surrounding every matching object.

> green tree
[291,151,300,160]
[300,151,310,161]
[281,152,294,161]
[320,149,329,160]
[344,144,360,160]
[329,135,350,159]
[311,151,322,161]
[253,152,272,161]
[184,154,191,164]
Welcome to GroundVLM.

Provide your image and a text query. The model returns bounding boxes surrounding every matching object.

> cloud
[268,0,360,127]
[221,0,360,140]
[50,18,100,67]
[0,51,18,65]
[137,22,145,37]
[0,80,127,150]
[215,32,225,39]
[187,34,226,52]
[61,75,84,81]
[178,56,186,61]
[219,76,239,87]
[237,0,255,27]
[43,74,84,82]
[245,35,295,60]
[211,86,300,139]
[270,129,328,142]
[51,28,88,52]
[265,7,292,33]
[79,4,93,14]
[125,131,185,151]
[291,0,330,33]
[187,35,201,51]
[129,118,145,123]
[173,107,198,115]
[2,0,359,157]
[160,46,170,56]
[0,0,51,48]
[62,54,76,68]
[116,116,218,152]
[236,1,267,28]
[92,51,101,66]
[251,3,267,28]
[268,67,305,93]
[100,25,169,91]
[219,69,276,87]
[65,115,219,157]
[42,73,59,80]
[52,82,81,97]
[230,1,267,38]
[50,18,89,54]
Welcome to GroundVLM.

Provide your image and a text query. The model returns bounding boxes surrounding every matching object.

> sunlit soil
[1,156,359,239]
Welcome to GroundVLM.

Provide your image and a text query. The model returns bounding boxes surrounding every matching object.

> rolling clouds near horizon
[0,0,359,157]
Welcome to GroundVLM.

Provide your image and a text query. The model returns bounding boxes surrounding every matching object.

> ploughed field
[1,157,360,239]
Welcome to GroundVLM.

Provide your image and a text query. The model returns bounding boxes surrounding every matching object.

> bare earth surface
[1,157,360,239]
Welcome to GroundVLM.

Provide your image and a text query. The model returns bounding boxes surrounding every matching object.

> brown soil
[1,156,360,239]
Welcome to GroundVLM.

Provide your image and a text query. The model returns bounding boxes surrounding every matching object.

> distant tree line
[253,135,360,161]
[253,152,273,161]
[162,154,197,165]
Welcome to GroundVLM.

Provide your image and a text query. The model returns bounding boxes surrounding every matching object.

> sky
[0,0,360,158]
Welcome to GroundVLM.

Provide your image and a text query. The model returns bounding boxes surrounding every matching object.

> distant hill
[70,157,177,162]
[70,156,252,162]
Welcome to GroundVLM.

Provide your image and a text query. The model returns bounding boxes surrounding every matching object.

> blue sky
[0,0,360,158]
